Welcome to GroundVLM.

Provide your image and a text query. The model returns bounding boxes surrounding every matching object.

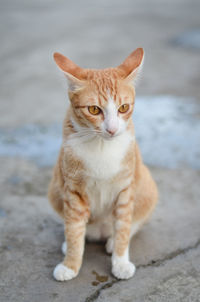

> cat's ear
[118,48,144,84]
[53,52,86,92]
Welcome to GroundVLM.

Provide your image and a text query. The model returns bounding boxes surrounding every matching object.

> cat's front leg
[112,187,135,279]
[53,190,90,281]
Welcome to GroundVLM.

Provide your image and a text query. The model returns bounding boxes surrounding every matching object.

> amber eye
[118,104,129,113]
[88,106,101,115]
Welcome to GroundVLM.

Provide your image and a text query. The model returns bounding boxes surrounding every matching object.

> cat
[48,48,158,281]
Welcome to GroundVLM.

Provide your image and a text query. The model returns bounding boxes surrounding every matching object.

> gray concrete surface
[0,0,200,301]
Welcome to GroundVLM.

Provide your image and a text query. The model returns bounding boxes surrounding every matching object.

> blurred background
[0,0,200,301]
[1,0,200,168]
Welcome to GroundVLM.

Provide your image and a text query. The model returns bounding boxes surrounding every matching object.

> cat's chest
[67,132,133,179]
[65,132,134,218]
[85,174,132,218]
[86,178,119,217]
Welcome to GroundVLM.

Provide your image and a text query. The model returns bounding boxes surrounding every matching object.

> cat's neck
[62,115,135,179]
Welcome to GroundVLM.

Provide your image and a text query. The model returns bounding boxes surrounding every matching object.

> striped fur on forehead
[69,68,135,110]
[85,68,130,104]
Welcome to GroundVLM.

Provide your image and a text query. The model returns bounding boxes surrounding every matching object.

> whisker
[71,128,102,137]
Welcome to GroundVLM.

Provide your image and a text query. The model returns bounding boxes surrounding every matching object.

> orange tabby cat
[48,48,158,281]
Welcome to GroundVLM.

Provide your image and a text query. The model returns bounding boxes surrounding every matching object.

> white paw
[105,237,114,254]
[53,263,77,281]
[61,241,67,255]
[112,260,136,280]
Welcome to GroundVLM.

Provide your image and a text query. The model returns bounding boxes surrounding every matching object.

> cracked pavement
[0,0,200,301]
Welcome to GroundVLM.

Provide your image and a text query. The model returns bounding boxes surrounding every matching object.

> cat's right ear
[118,48,144,85]
[53,52,86,92]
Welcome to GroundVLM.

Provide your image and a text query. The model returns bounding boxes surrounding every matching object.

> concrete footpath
[0,160,200,302]
[0,0,200,301]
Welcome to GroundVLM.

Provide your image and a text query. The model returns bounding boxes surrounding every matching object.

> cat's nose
[106,128,117,136]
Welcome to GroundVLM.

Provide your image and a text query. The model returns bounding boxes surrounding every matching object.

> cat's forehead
[86,68,123,80]
[84,68,134,104]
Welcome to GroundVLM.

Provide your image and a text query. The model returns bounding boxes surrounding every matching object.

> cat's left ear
[118,48,144,84]
[53,52,86,92]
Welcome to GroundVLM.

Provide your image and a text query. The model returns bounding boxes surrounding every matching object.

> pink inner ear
[53,52,87,80]
[118,48,144,77]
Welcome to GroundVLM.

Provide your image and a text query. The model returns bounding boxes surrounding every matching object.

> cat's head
[54,48,144,140]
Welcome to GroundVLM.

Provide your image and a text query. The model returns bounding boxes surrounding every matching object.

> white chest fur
[66,131,133,179]
[65,131,133,217]
[86,177,131,219]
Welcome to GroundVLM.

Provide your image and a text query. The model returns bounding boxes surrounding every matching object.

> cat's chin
[101,134,120,141]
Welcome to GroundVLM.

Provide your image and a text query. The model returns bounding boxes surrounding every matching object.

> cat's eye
[88,106,101,115]
[118,104,129,113]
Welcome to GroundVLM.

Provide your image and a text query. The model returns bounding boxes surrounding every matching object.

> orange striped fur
[48,48,158,281]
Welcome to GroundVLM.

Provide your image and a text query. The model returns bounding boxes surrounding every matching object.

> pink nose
[106,128,117,136]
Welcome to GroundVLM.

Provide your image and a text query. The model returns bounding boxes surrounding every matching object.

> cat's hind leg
[61,241,67,255]
[105,237,114,254]
[132,165,158,229]
[48,180,64,219]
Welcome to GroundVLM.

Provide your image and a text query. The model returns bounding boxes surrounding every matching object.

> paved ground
[0,0,200,301]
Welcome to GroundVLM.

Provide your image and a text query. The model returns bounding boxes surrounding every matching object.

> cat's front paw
[112,260,136,280]
[53,263,77,281]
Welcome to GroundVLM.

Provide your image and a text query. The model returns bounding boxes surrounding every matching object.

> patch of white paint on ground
[173,29,200,50]
[134,95,200,169]
[0,124,62,166]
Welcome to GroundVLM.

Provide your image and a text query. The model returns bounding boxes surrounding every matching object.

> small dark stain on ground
[92,281,99,286]
[91,270,108,286]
